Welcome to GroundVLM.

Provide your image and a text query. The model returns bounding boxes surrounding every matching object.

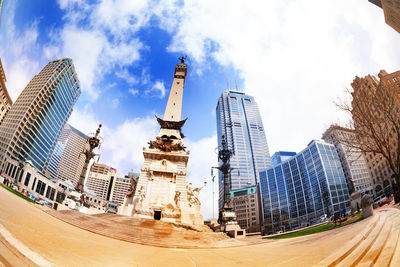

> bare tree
[336,71,400,202]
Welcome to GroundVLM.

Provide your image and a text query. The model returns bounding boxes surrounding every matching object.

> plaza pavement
[0,186,399,266]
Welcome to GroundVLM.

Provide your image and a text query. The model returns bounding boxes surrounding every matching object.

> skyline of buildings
[0,57,397,226]
[216,90,273,211]
[260,140,350,234]
[0,58,81,175]
[0,56,142,210]
[48,123,88,186]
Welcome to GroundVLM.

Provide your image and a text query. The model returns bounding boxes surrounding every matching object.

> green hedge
[0,183,39,204]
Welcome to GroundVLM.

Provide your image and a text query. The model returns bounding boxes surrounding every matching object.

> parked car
[373,195,392,208]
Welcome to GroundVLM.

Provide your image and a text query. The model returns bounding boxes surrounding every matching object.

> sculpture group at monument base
[118,191,204,225]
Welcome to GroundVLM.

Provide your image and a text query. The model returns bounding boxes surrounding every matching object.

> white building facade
[86,162,131,206]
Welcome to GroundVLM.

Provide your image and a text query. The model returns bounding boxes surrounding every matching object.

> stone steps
[389,229,400,267]
[314,209,400,267]
[374,229,399,267]
[313,215,380,267]
[336,214,387,267]
[44,210,230,248]
[356,219,392,266]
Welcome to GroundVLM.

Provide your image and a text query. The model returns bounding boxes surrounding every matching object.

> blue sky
[1,0,400,219]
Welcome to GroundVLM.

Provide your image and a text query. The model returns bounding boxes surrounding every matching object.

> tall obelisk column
[163,56,187,122]
[122,56,204,225]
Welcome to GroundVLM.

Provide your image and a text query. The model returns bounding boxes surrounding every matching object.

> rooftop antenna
[235,80,238,91]
[227,81,230,90]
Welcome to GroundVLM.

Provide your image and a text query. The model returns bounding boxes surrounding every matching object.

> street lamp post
[211,135,244,236]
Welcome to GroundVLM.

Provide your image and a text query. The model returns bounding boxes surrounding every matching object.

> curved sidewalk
[0,187,399,266]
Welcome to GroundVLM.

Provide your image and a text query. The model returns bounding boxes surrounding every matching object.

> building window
[32,178,37,190]
[18,170,24,183]
[24,172,31,186]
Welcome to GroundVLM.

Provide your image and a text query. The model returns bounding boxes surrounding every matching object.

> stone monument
[350,191,362,214]
[118,57,204,225]
[361,194,374,218]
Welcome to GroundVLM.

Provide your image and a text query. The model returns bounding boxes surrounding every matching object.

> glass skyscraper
[216,90,272,210]
[271,151,296,165]
[260,140,350,234]
[0,59,81,175]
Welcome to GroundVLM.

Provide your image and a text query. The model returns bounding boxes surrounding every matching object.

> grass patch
[265,212,363,240]
[266,224,336,239]
[0,183,40,204]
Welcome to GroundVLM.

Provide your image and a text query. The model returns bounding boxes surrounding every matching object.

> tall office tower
[0,60,12,122]
[322,125,373,196]
[216,90,273,210]
[369,0,400,34]
[86,163,131,205]
[351,69,400,196]
[48,123,88,186]
[0,59,81,174]
[260,140,350,234]
[271,151,296,165]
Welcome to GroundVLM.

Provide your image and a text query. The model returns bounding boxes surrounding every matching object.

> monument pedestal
[224,222,246,238]
[123,148,203,225]
[219,208,246,238]
[118,204,135,216]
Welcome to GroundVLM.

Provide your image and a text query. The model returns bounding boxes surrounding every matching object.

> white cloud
[100,117,159,171]
[45,1,146,100]
[128,88,139,96]
[0,1,40,101]
[68,108,157,175]
[111,98,120,109]
[145,80,166,98]
[116,69,138,85]
[68,105,103,135]
[90,0,153,37]
[186,135,218,220]
[162,0,400,154]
